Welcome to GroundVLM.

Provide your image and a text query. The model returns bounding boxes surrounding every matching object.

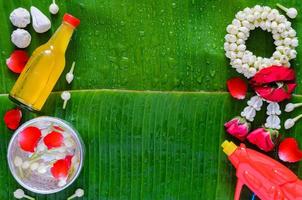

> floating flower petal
[51,155,73,179]
[43,131,64,149]
[18,126,41,152]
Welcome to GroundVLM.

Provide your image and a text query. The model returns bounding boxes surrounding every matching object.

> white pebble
[11,29,31,48]
[31,6,51,33]
[10,7,30,28]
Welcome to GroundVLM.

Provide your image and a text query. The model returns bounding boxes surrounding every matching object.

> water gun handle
[221,140,302,200]
[235,180,244,200]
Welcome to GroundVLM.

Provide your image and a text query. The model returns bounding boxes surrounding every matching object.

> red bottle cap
[63,14,80,28]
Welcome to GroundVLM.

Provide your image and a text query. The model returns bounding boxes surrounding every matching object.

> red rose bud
[247,127,279,152]
[224,117,250,141]
[250,66,296,102]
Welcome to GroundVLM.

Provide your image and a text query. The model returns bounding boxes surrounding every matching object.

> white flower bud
[287,8,298,19]
[229,43,237,51]
[75,189,85,197]
[30,162,39,171]
[285,103,295,112]
[49,0,59,15]
[14,156,23,167]
[277,4,298,19]
[291,38,299,47]
[284,118,295,129]
[22,161,30,169]
[14,189,25,199]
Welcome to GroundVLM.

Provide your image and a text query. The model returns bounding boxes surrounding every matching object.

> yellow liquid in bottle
[10,22,75,111]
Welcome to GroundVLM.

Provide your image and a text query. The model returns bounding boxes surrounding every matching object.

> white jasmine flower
[291,38,299,47]
[277,4,298,19]
[229,43,237,51]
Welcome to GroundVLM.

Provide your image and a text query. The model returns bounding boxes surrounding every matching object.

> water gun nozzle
[221,140,237,156]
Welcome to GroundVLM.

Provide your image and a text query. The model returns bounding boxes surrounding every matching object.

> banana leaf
[0,0,302,199]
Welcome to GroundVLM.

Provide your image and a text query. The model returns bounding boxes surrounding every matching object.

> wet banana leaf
[0,0,302,199]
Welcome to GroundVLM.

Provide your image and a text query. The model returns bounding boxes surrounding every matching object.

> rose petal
[51,155,73,179]
[226,77,247,100]
[278,138,302,163]
[6,50,29,73]
[4,108,22,130]
[18,126,41,152]
[43,131,64,149]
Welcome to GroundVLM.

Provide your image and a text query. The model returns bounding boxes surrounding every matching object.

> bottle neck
[49,22,75,52]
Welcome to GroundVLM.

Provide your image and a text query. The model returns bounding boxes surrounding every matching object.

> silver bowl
[7,116,84,194]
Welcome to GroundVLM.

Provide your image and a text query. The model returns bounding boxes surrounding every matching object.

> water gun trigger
[234,180,244,200]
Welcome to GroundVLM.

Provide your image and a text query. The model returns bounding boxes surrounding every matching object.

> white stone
[10,7,30,28]
[31,6,51,33]
[11,29,31,48]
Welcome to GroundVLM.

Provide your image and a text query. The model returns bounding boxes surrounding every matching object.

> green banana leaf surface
[0,0,302,199]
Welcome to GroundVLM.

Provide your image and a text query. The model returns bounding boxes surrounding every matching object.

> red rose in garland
[250,66,296,102]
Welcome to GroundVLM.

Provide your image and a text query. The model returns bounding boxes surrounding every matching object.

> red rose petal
[51,155,73,179]
[226,77,247,100]
[6,50,29,74]
[44,131,64,149]
[4,108,22,130]
[278,138,302,163]
[18,126,41,153]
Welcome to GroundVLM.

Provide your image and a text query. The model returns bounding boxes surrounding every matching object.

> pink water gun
[221,140,302,200]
